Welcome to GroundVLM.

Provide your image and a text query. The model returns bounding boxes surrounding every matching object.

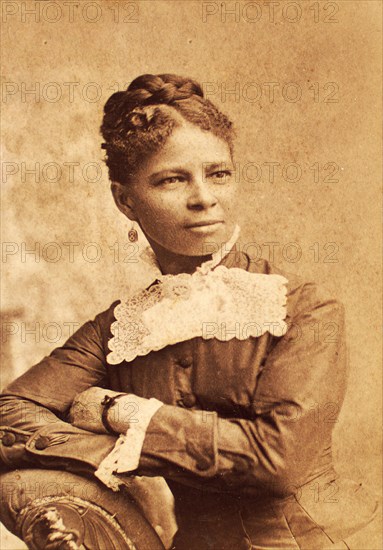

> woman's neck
[145,237,212,275]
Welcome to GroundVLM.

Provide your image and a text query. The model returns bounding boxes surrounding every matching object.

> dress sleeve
[0,306,120,473]
[128,282,347,495]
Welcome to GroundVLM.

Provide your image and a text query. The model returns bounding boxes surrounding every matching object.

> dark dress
[0,249,378,549]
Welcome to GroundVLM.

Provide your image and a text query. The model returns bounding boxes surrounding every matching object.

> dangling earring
[128,222,138,242]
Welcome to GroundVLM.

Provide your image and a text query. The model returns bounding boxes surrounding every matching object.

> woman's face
[119,122,238,257]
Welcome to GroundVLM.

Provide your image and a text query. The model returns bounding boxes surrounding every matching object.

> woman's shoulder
[92,300,121,337]
[245,256,344,320]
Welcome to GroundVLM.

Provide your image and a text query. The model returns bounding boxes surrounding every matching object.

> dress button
[178,357,192,369]
[2,432,16,447]
[181,393,196,408]
[196,457,212,471]
[233,457,250,474]
[35,435,50,450]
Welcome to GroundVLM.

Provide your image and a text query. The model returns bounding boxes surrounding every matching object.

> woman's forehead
[148,124,232,167]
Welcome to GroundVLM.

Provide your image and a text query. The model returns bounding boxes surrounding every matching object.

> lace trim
[107,265,288,365]
[95,398,163,491]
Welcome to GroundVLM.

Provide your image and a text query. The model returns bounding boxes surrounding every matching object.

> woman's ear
[111,182,138,221]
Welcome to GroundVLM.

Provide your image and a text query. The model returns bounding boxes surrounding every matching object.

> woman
[0,74,379,549]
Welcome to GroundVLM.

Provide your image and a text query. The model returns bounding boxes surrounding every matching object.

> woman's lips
[185,221,224,233]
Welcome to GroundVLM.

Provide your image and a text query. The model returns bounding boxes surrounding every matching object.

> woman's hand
[68,387,152,435]
[69,387,112,433]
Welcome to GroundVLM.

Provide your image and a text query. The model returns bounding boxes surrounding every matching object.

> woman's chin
[173,224,233,257]
[145,222,235,258]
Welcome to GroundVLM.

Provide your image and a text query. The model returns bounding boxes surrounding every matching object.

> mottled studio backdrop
[1,0,382,545]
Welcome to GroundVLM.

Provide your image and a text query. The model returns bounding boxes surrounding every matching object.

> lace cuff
[94,398,163,491]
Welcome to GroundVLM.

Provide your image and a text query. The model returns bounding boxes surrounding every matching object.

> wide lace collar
[107,226,287,365]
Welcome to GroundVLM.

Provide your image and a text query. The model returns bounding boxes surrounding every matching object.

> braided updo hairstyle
[101,74,235,184]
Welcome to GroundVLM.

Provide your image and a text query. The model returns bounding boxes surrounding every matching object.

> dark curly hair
[100,73,235,184]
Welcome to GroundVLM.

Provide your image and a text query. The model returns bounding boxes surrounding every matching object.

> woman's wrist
[95,395,164,484]
[107,394,164,436]
[69,386,163,437]
[106,394,139,434]
[101,393,128,435]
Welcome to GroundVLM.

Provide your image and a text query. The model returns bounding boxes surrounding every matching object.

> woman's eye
[158,176,186,185]
[209,170,232,183]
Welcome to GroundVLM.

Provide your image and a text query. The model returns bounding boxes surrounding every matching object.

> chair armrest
[0,469,166,550]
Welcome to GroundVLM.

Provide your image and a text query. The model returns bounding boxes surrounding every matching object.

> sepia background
[1,0,382,547]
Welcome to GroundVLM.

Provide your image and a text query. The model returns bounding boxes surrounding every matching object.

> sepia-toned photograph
[1,1,382,548]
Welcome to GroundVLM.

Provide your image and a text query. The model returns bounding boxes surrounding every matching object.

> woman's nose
[186,181,218,210]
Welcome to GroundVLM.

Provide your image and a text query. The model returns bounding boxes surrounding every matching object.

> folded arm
[1,285,347,497]
[77,283,347,495]
[0,311,119,474]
